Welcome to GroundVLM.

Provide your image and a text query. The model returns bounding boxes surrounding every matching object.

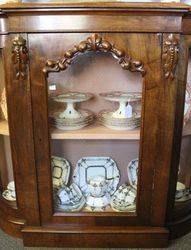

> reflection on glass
[176,49,191,205]
[0,51,16,206]
[47,45,143,213]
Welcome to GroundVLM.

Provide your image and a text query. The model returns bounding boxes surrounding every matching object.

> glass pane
[46,34,143,214]
[176,48,191,206]
[0,51,16,207]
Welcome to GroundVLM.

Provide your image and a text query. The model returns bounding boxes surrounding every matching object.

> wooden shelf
[0,120,9,136]
[51,124,140,140]
[1,119,191,139]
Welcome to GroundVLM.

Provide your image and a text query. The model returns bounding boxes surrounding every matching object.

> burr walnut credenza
[1,1,191,248]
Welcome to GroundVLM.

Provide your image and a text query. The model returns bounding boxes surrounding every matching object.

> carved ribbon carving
[12,36,28,80]
[43,34,146,77]
[162,34,179,80]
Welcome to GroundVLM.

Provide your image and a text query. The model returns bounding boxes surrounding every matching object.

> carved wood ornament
[12,36,29,80]
[43,34,146,77]
[162,34,179,80]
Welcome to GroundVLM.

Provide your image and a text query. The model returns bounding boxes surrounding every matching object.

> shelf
[0,120,9,136]
[51,124,140,140]
[1,119,191,139]
[55,207,136,216]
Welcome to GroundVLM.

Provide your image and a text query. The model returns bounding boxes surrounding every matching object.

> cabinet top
[0,2,190,13]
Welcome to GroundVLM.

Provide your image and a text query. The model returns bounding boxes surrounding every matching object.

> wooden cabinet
[0,2,191,248]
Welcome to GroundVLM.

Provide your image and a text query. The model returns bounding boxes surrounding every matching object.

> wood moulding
[43,33,146,77]
[162,34,179,80]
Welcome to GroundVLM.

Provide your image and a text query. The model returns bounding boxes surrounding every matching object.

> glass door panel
[176,48,191,207]
[0,50,17,208]
[45,34,144,214]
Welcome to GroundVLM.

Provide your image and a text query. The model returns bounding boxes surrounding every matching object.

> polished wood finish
[44,33,145,76]
[2,34,40,226]
[22,226,169,248]
[0,1,191,248]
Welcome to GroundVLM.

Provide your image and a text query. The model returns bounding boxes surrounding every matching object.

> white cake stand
[53,92,93,119]
[99,91,141,119]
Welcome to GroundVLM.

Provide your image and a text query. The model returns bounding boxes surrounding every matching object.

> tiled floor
[0,229,191,250]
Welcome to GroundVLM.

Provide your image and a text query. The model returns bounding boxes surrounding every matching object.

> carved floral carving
[162,34,179,80]
[12,36,28,80]
[43,34,146,77]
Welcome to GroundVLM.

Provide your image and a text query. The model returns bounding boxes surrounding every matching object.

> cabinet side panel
[2,34,40,225]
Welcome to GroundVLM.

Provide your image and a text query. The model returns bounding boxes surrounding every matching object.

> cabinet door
[0,34,40,226]
[166,35,191,230]
[28,32,177,227]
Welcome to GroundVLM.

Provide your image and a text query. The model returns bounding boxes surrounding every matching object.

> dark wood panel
[149,34,182,226]
[6,14,183,33]
[22,226,169,248]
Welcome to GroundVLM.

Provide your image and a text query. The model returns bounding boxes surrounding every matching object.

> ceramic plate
[98,110,141,130]
[55,183,86,212]
[2,181,16,201]
[184,83,191,124]
[175,182,191,202]
[73,157,120,197]
[111,184,136,212]
[86,193,111,212]
[127,158,139,188]
[53,92,93,103]
[100,91,142,103]
[49,109,95,130]
[51,156,70,189]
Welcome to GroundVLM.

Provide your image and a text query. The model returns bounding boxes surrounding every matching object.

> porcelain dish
[2,181,16,201]
[53,92,93,103]
[98,110,141,130]
[175,182,191,202]
[73,157,120,197]
[50,92,94,130]
[99,91,142,103]
[55,183,86,212]
[111,184,136,212]
[184,83,191,125]
[51,156,70,189]
[49,109,95,130]
[99,91,141,130]
[127,158,139,188]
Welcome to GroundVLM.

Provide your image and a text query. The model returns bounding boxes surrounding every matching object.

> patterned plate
[73,157,120,197]
[100,91,142,103]
[55,183,86,212]
[127,158,139,188]
[111,184,136,212]
[51,156,70,189]
[52,92,93,103]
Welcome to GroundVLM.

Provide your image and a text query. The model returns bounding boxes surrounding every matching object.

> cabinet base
[168,213,191,240]
[22,226,169,248]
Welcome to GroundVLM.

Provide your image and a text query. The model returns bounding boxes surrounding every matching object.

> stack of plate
[99,91,142,130]
[49,92,94,131]
[98,110,141,130]
[49,109,94,131]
